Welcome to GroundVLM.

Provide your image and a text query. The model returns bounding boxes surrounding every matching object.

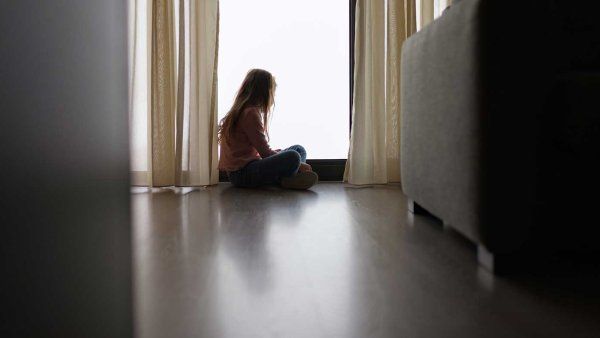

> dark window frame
[220,0,355,182]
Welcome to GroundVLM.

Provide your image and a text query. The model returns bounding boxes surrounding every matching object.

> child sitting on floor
[218,69,318,190]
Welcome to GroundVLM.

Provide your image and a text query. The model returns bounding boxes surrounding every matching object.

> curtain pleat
[150,0,176,186]
[405,0,417,36]
[129,0,219,187]
[128,0,152,186]
[177,0,219,186]
[386,0,417,182]
[345,0,387,185]
[420,0,434,29]
[345,0,416,185]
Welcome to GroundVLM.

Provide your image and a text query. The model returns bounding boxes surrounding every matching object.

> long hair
[218,69,276,145]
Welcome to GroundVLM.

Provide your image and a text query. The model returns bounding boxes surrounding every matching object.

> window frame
[220,0,355,182]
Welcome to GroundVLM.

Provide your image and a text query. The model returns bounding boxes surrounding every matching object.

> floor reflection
[212,186,325,337]
[133,187,222,338]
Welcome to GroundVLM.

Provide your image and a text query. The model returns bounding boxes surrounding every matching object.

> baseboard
[219,159,346,182]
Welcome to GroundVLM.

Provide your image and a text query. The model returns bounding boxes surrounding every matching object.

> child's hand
[299,163,312,173]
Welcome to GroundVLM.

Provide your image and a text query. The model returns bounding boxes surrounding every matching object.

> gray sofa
[400,0,600,272]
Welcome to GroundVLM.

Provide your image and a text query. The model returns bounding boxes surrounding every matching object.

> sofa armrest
[400,0,484,243]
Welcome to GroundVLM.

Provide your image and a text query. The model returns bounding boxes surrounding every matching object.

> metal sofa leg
[408,199,427,215]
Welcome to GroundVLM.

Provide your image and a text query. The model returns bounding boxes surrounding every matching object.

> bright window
[218,0,349,159]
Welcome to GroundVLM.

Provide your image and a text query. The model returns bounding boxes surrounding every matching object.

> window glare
[218,0,349,159]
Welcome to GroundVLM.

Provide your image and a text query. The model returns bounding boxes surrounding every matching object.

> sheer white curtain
[129,0,219,187]
[344,0,417,184]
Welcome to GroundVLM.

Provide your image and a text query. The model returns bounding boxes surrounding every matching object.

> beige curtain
[129,0,219,187]
[419,0,434,30]
[386,0,418,182]
[419,0,452,30]
[344,0,417,185]
[344,0,386,185]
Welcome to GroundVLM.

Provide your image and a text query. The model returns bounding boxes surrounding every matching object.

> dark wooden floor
[132,183,600,338]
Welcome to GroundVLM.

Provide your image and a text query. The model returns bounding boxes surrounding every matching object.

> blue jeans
[228,145,307,188]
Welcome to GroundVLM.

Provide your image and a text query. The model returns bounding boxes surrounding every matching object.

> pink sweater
[218,107,277,172]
